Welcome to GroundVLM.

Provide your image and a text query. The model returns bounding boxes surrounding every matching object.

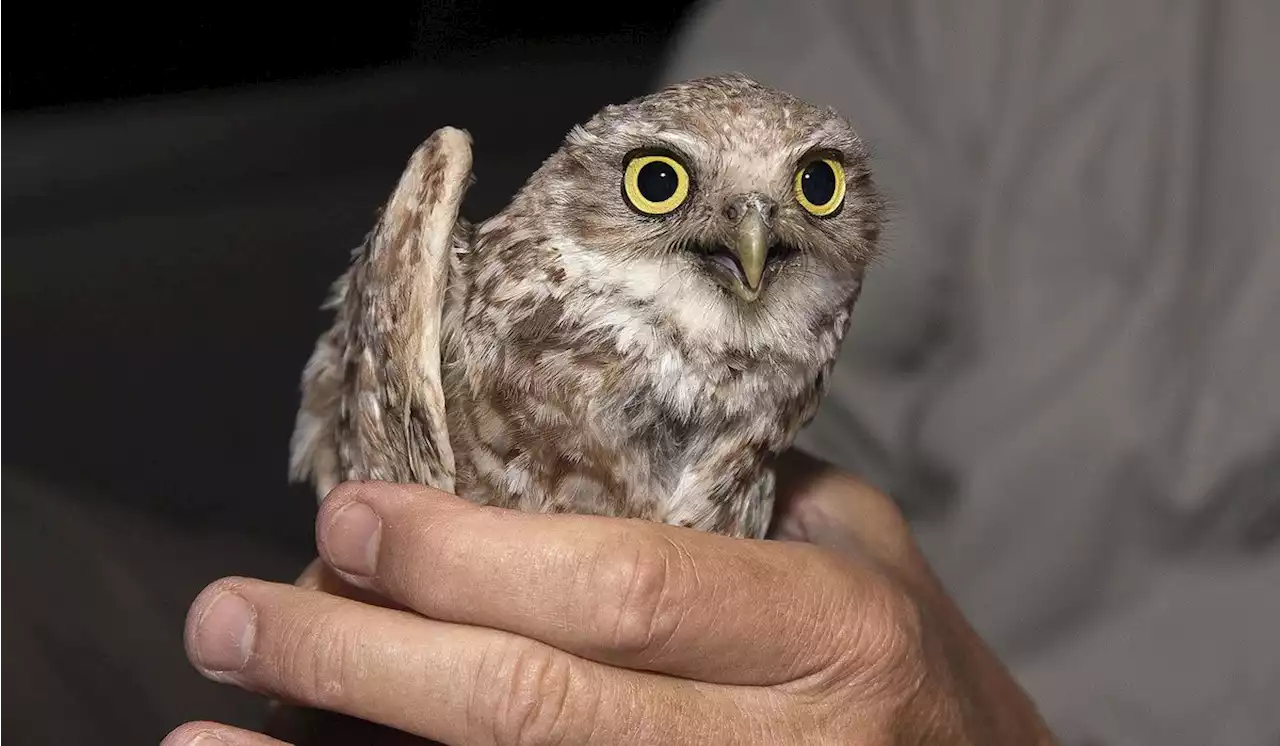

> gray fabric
[661,2,1280,744]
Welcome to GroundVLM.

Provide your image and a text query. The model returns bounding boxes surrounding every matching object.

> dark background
[6,5,695,109]
[5,3,697,545]
[3,5,697,742]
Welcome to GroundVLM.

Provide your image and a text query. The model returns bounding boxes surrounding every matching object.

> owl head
[504,74,884,352]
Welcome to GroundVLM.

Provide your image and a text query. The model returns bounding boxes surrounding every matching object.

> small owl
[290,74,884,539]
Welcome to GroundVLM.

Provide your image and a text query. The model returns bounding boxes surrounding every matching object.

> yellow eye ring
[622,153,691,215]
[794,157,846,217]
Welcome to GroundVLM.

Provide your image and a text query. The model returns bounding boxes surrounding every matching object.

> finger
[162,720,290,746]
[314,481,883,686]
[771,449,919,571]
[293,557,328,589]
[294,556,408,612]
[185,577,767,746]
[268,561,419,744]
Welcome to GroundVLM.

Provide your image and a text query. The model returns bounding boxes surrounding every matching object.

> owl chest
[451,328,796,519]
[447,261,818,517]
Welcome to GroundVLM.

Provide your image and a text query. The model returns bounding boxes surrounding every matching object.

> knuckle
[862,578,926,668]
[471,638,581,746]
[786,548,928,700]
[587,531,685,658]
[828,572,929,699]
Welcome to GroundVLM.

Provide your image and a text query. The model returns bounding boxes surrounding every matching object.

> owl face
[612,144,850,304]
[511,74,883,350]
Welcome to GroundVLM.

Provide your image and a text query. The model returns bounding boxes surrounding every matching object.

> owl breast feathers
[290,73,884,539]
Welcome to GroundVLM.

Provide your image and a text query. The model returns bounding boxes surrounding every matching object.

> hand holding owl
[169,455,1056,746]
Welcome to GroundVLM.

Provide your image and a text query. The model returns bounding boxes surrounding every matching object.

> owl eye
[794,157,846,217]
[622,152,690,215]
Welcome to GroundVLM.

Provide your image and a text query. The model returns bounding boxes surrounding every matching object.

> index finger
[315,482,899,687]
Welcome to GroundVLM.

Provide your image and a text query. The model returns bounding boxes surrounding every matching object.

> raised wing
[290,127,474,500]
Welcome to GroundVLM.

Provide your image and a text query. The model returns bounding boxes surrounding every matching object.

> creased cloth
[661,2,1280,744]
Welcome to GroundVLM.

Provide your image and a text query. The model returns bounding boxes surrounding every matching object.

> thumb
[770,450,922,575]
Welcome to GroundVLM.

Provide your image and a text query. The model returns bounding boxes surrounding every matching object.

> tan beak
[732,206,769,301]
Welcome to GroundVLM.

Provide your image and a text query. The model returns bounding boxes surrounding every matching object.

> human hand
[164,452,1056,745]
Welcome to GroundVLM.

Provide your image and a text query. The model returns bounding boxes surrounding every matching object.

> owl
[289,74,884,539]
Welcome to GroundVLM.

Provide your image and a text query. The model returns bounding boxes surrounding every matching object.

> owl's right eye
[622,152,691,215]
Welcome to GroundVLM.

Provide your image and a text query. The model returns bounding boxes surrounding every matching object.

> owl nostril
[724,197,778,223]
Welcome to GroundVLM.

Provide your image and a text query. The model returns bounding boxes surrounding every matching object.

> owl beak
[731,205,770,302]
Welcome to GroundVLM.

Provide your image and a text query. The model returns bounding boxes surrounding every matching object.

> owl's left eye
[622,152,690,215]
[794,157,846,217]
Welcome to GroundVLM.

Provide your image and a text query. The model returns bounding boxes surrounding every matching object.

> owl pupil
[637,161,678,202]
[802,161,837,205]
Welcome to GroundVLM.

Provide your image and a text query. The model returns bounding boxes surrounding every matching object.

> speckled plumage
[290,74,884,539]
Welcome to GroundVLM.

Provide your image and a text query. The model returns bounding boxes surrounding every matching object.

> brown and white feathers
[291,74,884,539]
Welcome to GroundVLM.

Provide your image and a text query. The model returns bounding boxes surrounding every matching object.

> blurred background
[5,2,1279,745]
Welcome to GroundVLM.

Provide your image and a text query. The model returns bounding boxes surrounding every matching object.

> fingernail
[324,501,382,576]
[193,591,256,672]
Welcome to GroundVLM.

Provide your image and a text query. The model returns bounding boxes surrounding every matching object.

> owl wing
[289,127,474,500]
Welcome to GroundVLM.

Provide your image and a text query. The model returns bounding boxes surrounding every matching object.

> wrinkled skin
[165,452,1057,746]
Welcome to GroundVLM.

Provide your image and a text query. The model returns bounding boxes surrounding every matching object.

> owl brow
[621,143,695,165]
[793,144,846,167]
[646,131,707,162]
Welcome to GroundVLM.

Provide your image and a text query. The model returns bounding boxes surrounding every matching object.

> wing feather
[290,127,473,500]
